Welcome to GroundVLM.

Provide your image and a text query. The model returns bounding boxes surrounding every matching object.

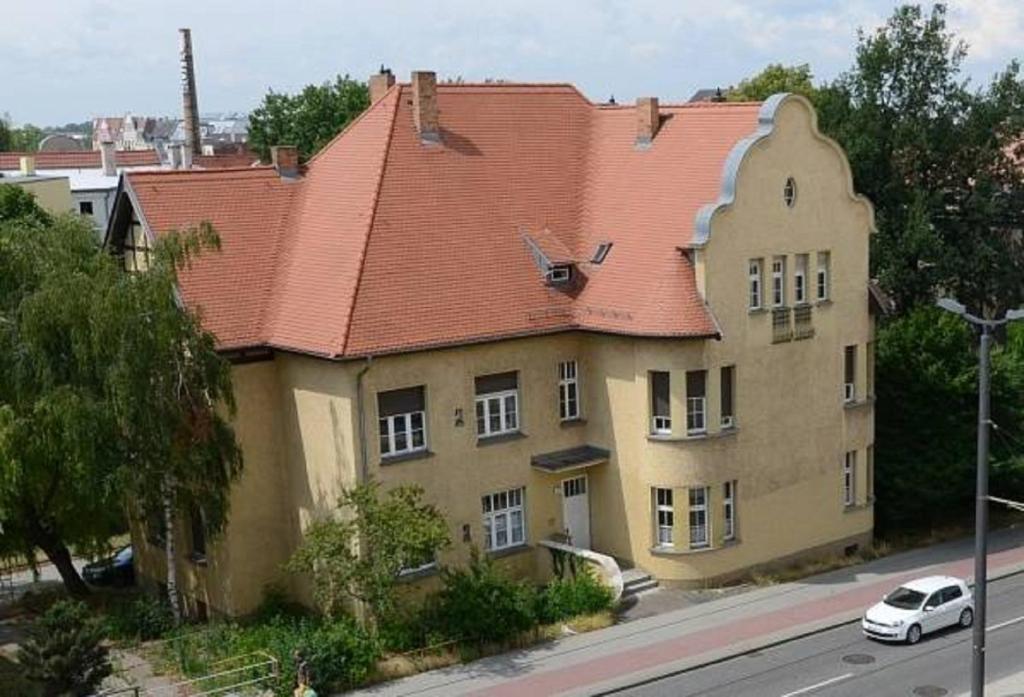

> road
[612,573,1024,697]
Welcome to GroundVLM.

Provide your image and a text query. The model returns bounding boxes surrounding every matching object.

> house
[0,156,73,214]
[106,70,877,618]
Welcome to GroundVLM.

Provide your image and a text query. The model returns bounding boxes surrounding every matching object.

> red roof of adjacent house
[123,83,761,358]
[0,150,161,169]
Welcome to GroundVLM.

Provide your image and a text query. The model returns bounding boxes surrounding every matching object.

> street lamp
[937,297,1024,697]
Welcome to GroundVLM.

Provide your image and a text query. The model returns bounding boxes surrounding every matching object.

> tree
[0,209,242,606]
[0,118,10,151]
[816,3,1024,316]
[6,123,46,151]
[287,480,450,623]
[248,74,370,162]
[0,184,51,224]
[18,600,112,696]
[727,63,817,102]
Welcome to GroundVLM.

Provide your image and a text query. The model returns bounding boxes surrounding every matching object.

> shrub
[102,593,174,642]
[250,583,309,623]
[537,566,614,624]
[432,550,538,645]
[19,600,112,696]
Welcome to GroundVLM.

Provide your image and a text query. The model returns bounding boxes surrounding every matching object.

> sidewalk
[350,525,1024,697]
[958,670,1024,697]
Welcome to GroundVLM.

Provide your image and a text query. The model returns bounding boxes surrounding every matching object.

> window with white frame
[482,487,525,551]
[723,480,737,541]
[844,345,856,402]
[817,251,831,301]
[843,451,856,506]
[558,360,580,421]
[720,366,735,428]
[654,488,674,547]
[475,372,519,437]
[685,370,707,435]
[689,486,710,548]
[771,257,786,307]
[748,259,763,309]
[650,371,671,434]
[378,386,426,458]
[795,254,809,304]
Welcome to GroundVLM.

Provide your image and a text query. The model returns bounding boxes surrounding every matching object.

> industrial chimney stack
[179,28,201,156]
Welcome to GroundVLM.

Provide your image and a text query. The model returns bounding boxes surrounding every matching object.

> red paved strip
[471,546,1024,696]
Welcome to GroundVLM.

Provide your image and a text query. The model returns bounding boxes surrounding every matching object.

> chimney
[369,65,395,104]
[270,145,299,178]
[179,28,202,156]
[100,141,116,176]
[411,70,440,142]
[169,145,182,169]
[179,143,193,170]
[636,97,660,147]
[19,155,35,176]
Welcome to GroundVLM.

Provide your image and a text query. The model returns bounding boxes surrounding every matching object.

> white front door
[561,475,591,549]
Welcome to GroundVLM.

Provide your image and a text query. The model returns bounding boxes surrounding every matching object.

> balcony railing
[771,306,793,343]
[793,304,815,339]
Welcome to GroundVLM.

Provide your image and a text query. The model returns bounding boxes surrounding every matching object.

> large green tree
[248,74,370,162]
[727,63,817,102]
[0,197,241,605]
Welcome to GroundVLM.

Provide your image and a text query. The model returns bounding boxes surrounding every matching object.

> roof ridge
[305,84,401,167]
[338,85,403,358]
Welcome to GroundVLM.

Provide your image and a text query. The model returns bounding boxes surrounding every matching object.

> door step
[621,567,659,598]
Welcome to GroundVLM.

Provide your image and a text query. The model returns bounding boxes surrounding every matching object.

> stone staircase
[621,567,658,598]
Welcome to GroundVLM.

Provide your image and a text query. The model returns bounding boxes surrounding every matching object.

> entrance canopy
[530,445,609,473]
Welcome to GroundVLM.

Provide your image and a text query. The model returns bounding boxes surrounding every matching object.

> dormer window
[591,242,613,264]
[546,265,572,284]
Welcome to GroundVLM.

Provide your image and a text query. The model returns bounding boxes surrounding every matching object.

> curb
[583,561,1024,696]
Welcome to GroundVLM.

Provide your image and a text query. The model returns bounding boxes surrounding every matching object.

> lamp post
[936,298,1024,697]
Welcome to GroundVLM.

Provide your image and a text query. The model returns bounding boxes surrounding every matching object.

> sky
[2,0,1022,126]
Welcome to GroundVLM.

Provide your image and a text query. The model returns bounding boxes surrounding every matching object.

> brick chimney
[179,143,193,170]
[169,145,182,169]
[369,66,395,104]
[636,97,660,147]
[100,141,116,176]
[179,28,202,156]
[411,70,440,142]
[19,155,35,176]
[271,145,299,178]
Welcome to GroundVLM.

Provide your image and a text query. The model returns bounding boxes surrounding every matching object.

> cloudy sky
[2,0,1022,126]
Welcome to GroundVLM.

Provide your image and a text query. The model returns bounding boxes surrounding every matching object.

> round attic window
[783,177,797,207]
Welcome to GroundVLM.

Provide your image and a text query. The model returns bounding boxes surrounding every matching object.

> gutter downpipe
[356,356,374,482]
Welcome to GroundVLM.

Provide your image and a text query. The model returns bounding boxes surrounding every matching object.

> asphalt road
[613,573,1024,697]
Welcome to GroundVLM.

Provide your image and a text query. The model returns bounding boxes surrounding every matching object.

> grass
[0,654,41,697]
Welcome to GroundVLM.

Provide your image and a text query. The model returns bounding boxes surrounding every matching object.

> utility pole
[937,298,1024,697]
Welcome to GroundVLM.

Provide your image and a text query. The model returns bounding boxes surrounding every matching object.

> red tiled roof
[0,150,160,169]
[195,152,260,169]
[124,83,762,357]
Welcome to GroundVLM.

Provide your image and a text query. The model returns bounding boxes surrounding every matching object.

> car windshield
[884,587,926,610]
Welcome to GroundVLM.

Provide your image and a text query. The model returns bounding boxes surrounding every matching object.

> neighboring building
[0,156,73,214]
[38,134,87,152]
[107,71,878,618]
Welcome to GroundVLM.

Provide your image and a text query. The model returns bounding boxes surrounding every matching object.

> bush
[102,593,174,642]
[250,583,309,623]
[431,551,538,645]
[19,600,112,696]
[537,566,615,624]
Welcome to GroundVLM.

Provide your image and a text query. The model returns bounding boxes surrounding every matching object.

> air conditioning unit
[844,383,855,402]
[721,416,734,429]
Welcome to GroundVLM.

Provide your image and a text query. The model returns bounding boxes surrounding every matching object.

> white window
[844,451,856,506]
[748,259,763,309]
[689,486,710,548]
[650,371,671,435]
[475,372,519,437]
[558,360,580,421]
[771,257,786,307]
[723,480,737,541]
[546,265,571,284]
[482,487,525,551]
[795,254,808,304]
[654,488,674,547]
[378,386,427,457]
[685,370,706,435]
[844,345,856,402]
[817,251,830,301]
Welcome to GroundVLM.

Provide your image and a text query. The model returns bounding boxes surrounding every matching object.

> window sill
[486,543,532,560]
[559,417,587,428]
[843,397,874,410]
[397,562,439,583]
[650,543,717,556]
[816,299,833,307]
[381,449,434,466]
[844,502,873,513]
[748,307,768,315]
[189,554,208,567]
[647,427,738,443]
[476,431,527,447]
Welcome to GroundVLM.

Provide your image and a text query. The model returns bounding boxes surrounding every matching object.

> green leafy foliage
[248,74,370,162]
[536,565,614,624]
[287,480,450,622]
[0,184,51,224]
[18,600,112,696]
[101,593,174,642]
[727,63,817,102]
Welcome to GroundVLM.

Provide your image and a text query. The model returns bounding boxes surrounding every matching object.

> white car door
[922,592,945,633]
[940,585,965,628]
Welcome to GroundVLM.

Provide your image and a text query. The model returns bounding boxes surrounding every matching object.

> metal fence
[95,651,279,697]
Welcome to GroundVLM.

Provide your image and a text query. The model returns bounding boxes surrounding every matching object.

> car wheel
[906,623,922,645]
[959,608,974,628]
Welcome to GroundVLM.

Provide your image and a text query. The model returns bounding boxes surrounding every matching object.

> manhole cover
[912,687,948,697]
[842,653,876,665]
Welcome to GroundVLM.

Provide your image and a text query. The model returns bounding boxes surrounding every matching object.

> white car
[862,575,974,644]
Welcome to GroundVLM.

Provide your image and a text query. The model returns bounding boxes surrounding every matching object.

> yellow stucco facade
[132,95,876,616]
[7,175,73,215]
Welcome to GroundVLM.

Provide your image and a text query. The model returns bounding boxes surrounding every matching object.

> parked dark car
[83,545,134,587]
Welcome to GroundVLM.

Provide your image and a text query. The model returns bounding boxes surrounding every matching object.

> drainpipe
[355,357,374,481]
